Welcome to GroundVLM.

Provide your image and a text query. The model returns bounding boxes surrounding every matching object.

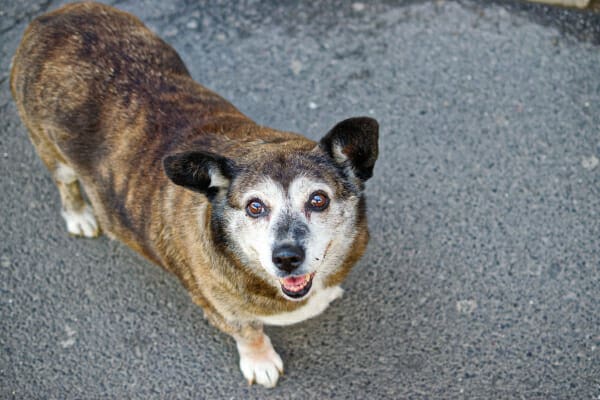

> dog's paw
[236,334,283,388]
[61,205,100,238]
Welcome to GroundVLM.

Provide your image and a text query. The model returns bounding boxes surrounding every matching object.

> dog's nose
[272,244,305,273]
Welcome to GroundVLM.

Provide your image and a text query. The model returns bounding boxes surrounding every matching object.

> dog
[10,2,378,388]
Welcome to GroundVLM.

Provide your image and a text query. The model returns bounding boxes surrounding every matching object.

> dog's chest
[257,286,344,326]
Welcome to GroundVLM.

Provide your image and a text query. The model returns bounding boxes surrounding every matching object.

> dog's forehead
[229,151,350,203]
[261,152,334,186]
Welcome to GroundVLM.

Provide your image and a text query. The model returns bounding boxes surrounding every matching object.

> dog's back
[10,2,255,262]
[10,2,250,170]
[11,2,190,145]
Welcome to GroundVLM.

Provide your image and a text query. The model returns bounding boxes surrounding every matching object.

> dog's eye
[246,199,267,218]
[308,191,329,211]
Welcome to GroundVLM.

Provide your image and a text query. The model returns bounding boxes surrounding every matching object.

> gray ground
[1,0,599,398]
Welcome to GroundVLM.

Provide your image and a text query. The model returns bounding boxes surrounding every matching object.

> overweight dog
[11,2,378,387]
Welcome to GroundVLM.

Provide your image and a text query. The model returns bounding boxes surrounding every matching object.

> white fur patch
[228,177,288,278]
[258,285,344,326]
[208,167,228,189]
[287,176,358,279]
[236,334,283,388]
[61,205,100,238]
[54,163,78,184]
[332,143,349,164]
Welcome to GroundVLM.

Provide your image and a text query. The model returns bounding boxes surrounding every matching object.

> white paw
[61,205,100,238]
[236,334,283,388]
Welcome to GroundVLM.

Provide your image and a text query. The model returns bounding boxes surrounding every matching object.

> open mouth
[279,272,315,299]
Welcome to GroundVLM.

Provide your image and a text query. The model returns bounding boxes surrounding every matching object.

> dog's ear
[163,151,237,198]
[319,117,379,182]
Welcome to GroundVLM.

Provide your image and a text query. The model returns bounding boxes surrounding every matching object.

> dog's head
[163,117,378,301]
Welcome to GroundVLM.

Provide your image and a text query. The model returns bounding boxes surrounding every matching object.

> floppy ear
[163,151,237,198]
[319,117,379,181]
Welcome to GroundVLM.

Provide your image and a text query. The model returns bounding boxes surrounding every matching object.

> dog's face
[164,117,378,300]
[223,154,362,300]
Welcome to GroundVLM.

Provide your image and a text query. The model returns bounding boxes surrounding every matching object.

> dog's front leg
[201,305,283,388]
[234,325,283,388]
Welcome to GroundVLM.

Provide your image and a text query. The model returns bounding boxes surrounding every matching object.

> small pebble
[456,299,477,314]
[352,2,365,12]
[65,325,76,337]
[290,59,303,75]
[186,20,198,30]
[60,337,76,348]
[60,325,77,348]
[581,155,598,170]
[308,102,318,110]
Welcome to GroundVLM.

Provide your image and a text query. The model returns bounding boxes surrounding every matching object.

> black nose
[272,244,305,273]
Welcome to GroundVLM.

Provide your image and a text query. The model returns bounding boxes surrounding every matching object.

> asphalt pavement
[1,0,599,398]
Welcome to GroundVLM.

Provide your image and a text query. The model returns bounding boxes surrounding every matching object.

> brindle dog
[11,2,379,387]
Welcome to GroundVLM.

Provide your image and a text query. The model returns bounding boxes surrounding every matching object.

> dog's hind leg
[25,123,100,238]
[53,162,100,238]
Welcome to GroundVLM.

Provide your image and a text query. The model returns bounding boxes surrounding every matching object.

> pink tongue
[281,274,309,291]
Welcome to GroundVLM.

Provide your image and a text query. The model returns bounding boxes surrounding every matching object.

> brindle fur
[11,2,377,386]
